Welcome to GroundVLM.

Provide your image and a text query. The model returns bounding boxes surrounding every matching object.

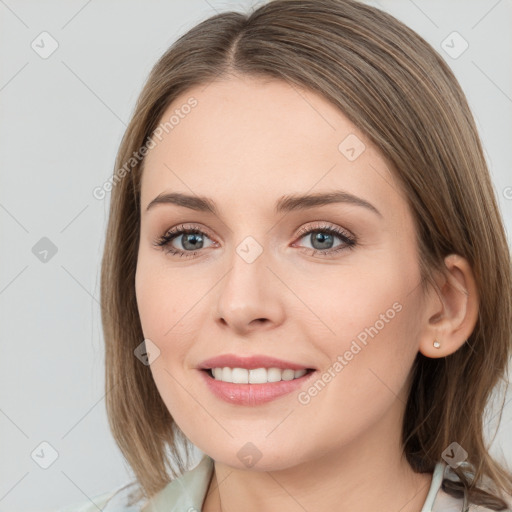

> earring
[433,340,441,349]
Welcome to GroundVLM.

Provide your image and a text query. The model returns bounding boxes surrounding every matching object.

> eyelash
[153,222,357,258]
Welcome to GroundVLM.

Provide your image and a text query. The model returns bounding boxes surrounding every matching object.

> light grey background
[1,1,511,511]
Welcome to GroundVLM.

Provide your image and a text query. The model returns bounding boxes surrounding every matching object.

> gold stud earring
[433,340,441,349]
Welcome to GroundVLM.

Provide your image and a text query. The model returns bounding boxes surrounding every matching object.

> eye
[153,223,216,258]
[293,223,357,256]
[153,222,357,258]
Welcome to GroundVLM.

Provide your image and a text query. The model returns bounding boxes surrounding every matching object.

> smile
[199,367,316,406]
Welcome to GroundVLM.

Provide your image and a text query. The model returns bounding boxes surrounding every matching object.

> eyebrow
[145,190,382,218]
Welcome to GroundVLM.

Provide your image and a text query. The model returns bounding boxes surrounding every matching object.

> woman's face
[135,75,429,471]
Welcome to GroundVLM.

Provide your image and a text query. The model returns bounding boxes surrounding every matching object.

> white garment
[54,455,511,512]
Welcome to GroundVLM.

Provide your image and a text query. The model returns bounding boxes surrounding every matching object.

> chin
[198,438,313,473]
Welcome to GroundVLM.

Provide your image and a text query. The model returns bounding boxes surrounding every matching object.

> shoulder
[433,483,512,512]
[143,454,214,511]
[428,462,512,512]
[54,482,144,512]
[54,455,214,512]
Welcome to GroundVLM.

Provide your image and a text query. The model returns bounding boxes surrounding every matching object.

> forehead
[140,76,408,222]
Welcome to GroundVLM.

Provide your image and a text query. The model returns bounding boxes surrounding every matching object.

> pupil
[311,232,333,250]
[183,233,203,250]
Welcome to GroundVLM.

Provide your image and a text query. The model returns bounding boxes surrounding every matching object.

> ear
[418,254,479,359]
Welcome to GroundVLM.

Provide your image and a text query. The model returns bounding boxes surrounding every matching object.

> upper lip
[198,354,315,371]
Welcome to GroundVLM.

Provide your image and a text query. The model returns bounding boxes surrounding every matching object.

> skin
[135,74,479,512]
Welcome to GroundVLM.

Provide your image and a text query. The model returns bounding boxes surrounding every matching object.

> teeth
[232,367,249,384]
[210,367,308,384]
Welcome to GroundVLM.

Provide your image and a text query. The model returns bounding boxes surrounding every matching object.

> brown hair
[100,0,512,508]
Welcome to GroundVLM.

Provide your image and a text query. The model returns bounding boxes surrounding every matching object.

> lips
[198,354,315,371]
[197,353,317,406]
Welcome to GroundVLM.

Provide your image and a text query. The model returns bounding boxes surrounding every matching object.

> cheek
[135,264,168,341]
[306,252,417,347]
[135,253,205,370]
[295,296,420,454]
[135,252,181,351]
[135,260,195,418]
[300,250,422,405]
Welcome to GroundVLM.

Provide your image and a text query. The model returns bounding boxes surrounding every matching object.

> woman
[61,0,512,510]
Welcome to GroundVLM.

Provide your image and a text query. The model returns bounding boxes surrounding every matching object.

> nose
[215,241,285,336]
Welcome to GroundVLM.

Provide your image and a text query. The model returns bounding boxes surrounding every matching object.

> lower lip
[199,369,316,406]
